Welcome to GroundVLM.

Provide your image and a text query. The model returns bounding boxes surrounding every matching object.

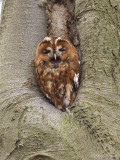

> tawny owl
[35,37,81,111]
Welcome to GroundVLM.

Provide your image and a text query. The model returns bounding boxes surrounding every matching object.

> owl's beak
[51,54,60,64]
[54,54,57,60]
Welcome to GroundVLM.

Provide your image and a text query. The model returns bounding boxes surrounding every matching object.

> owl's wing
[73,72,80,90]
[70,57,81,91]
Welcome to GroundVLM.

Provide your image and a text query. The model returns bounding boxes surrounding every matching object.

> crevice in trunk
[46,0,79,46]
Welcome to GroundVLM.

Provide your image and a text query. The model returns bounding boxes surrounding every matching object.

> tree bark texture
[0,0,120,160]
[74,0,120,159]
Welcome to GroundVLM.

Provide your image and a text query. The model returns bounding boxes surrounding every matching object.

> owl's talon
[60,108,66,112]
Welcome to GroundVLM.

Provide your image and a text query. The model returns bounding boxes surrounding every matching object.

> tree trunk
[0,0,120,160]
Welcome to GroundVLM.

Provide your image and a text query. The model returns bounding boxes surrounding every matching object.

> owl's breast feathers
[35,60,81,110]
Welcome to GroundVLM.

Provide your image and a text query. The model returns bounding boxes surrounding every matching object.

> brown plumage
[35,37,81,111]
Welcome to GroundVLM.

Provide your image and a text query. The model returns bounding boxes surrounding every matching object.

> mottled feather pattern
[35,37,81,111]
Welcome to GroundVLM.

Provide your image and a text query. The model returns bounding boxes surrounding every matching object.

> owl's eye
[43,50,50,54]
[59,48,66,52]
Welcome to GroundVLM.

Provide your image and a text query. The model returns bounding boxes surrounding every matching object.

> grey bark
[0,0,120,160]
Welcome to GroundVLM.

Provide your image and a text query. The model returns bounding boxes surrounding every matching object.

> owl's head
[35,37,78,67]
